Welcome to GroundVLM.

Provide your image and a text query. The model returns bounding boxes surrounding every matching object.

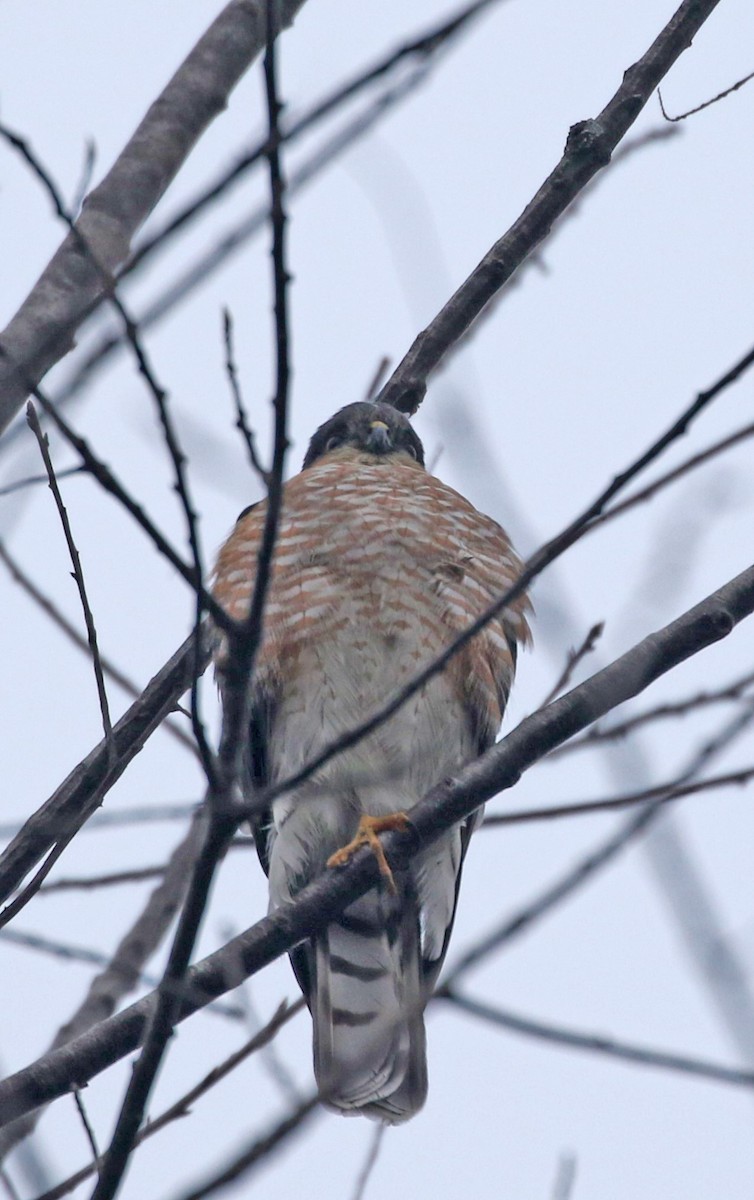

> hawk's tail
[311,885,427,1123]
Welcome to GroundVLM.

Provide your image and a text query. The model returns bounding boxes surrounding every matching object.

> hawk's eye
[404,443,418,460]
[326,434,345,452]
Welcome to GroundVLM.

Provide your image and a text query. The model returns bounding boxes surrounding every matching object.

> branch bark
[376,0,724,412]
[0,0,307,433]
[2,560,751,1126]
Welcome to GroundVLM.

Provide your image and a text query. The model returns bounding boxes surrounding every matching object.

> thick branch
[376,0,723,412]
[1,562,752,1125]
[0,0,306,432]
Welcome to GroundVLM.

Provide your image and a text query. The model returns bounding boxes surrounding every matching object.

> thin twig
[658,67,754,122]
[0,927,243,1021]
[0,465,85,497]
[246,335,754,818]
[26,402,112,739]
[222,309,269,484]
[0,539,198,755]
[170,1094,320,1200]
[222,945,301,1105]
[448,701,754,988]
[70,139,97,219]
[38,866,166,894]
[350,1125,386,1200]
[88,15,294,1197]
[72,1089,99,1168]
[589,415,754,533]
[30,1001,304,1200]
[364,356,391,402]
[29,386,232,632]
[441,990,754,1090]
[481,764,754,827]
[3,563,753,1124]
[0,124,219,785]
[0,804,196,840]
[539,622,604,708]
[549,668,754,757]
[123,0,503,283]
[377,0,724,412]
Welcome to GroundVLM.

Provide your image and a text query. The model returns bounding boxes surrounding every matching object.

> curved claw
[327,812,411,895]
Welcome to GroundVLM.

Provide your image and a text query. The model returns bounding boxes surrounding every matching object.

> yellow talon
[327,813,411,895]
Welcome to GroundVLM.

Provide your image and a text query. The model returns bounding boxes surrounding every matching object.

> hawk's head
[302,402,425,470]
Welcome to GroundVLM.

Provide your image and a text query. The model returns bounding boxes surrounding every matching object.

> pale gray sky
[2,2,754,1198]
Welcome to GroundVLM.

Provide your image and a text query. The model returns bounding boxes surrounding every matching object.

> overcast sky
[2,2,754,1198]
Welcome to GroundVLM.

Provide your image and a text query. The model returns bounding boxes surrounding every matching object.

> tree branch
[441,990,754,1090]
[376,0,724,412]
[0,629,207,908]
[0,0,307,433]
[2,560,752,1126]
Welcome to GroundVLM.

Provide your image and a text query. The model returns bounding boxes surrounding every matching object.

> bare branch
[222,309,269,485]
[72,1090,99,1169]
[0,539,198,756]
[481,764,754,828]
[549,668,754,757]
[0,0,308,432]
[31,1001,304,1200]
[350,1125,386,1200]
[169,1093,320,1200]
[658,67,754,122]
[442,990,754,1091]
[0,629,206,908]
[539,622,604,708]
[376,0,724,413]
[26,402,112,739]
[2,561,753,1126]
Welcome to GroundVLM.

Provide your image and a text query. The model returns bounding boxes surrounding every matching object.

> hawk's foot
[327,812,411,895]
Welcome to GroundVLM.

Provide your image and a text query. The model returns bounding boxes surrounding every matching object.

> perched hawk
[213,402,530,1122]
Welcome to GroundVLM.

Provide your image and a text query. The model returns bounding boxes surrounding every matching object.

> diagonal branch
[0,629,207,909]
[0,818,206,1163]
[441,990,754,1090]
[2,560,752,1126]
[31,1000,303,1200]
[0,539,197,755]
[89,15,295,1197]
[0,0,308,433]
[376,0,724,413]
[25,403,112,739]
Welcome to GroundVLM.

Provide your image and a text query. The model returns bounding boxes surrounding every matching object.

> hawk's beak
[366,419,392,454]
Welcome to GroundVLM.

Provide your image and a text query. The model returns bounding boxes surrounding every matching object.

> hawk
[213,401,530,1122]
